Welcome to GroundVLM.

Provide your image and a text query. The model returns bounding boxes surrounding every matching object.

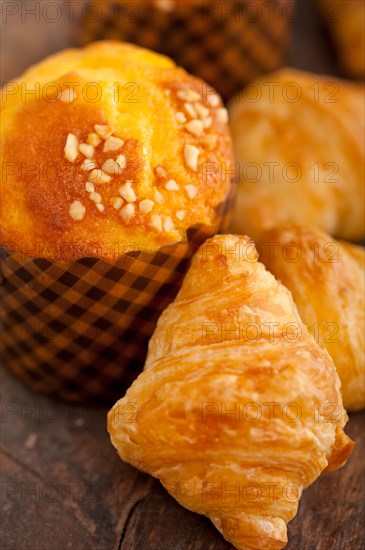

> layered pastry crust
[108,234,353,550]
[259,224,365,411]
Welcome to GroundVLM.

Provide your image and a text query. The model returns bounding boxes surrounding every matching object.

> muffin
[76,0,294,101]
[0,41,235,402]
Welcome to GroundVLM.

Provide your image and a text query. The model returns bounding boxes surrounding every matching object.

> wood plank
[1,366,364,549]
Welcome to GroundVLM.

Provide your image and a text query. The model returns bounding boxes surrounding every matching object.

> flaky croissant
[228,69,365,242]
[108,234,353,550]
[259,224,365,412]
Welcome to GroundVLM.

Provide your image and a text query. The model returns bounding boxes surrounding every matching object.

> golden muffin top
[0,41,233,261]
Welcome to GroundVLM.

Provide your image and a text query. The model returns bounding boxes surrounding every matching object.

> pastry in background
[228,68,365,242]
[108,234,353,550]
[319,0,365,78]
[76,0,294,101]
[259,224,365,411]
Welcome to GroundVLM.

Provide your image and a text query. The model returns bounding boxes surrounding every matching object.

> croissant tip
[212,514,288,550]
[325,431,355,473]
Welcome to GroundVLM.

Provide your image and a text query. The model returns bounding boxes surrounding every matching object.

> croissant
[108,234,353,550]
[228,69,365,242]
[318,0,365,78]
[259,224,365,412]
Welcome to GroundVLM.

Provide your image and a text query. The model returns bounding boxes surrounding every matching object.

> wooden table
[1,365,364,550]
[1,1,364,549]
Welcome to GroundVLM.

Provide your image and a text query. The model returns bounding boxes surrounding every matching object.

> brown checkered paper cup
[0,181,235,404]
[77,0,295,100]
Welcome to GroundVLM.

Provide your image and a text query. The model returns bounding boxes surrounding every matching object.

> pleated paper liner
[0,179,235,404]
[76,0,294,101]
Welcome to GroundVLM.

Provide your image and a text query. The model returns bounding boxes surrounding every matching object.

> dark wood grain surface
[1,1,364,549]
[1,365,364,550]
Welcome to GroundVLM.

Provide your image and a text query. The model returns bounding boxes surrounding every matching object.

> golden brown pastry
[0,41,233,261]
[228,68,365,242]
[108,234,353,550]
[259,224,365,411]
[319,0,365,78]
